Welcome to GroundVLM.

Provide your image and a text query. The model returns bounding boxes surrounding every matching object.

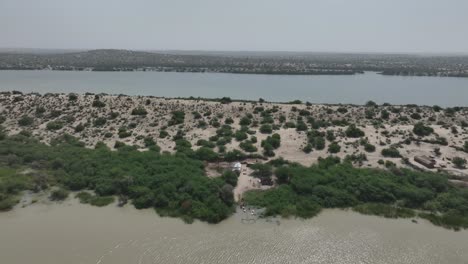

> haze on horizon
[1,0,468,54]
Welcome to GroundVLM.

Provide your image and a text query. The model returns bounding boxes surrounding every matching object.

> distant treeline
[1,49,467,77]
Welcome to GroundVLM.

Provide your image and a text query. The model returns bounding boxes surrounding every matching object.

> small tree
[345,124,365,138]
[131,106,148,116]
[18,116,34,126]
[328,142,341,153]
[413,122,433,136]
[381,147,400,158]
[453,157,467,169]
[259,124,272,134]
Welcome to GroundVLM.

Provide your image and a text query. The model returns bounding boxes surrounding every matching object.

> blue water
[0,70,467,106]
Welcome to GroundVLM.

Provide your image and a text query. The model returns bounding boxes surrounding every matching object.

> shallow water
[1,71,468,106]
[1,200,467,264]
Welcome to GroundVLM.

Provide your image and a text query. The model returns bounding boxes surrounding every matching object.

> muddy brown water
[1,199,468,264]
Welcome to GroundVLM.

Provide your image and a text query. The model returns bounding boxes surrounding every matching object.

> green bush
[345,124,365,138]
[244,158,468,229]
[46,121,63,131]
[92,100,106,108]
[50,188,69,201]
[93,117,107,127]
[364,143,376,152]
[0,134,234,223]
[328,142,341,153]
[18,116,34,126]
[259,124,272,134]
[131,106,148,116]
[381,147,401,158]
[453,157,467,169]
[413,122,434,136]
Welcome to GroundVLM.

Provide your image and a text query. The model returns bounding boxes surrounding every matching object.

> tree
[453,157,467,169]
[303,144,313,153]
[68,93,78,101]
[275,166,291,184]
[345,124,365,138]
[18,116,34,126]
[92,100,106,108]
[222,171,238,186]
[413,122,433,137]
[50,188,69,201]
[259,124,272,134]
[364,143,376,153]
[93,117,107,127]
[251,163,273,178]
[220,97,232,104]
[381,147,400,158]
[328,142,341,153]
[365,100,377,107]
[131,106,148,116]
[239,117,251,126]
[410,112,422,120]
[46,121,63,131]
[195,147,219,161]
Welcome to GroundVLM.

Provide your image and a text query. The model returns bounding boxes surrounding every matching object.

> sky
[1,0,468,53]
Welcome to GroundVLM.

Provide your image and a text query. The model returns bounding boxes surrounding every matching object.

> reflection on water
[1,199,467,264]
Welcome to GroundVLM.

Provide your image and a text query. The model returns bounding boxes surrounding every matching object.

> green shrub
[131,106,148,116]
[92,100,106,108]
[381,147,401,158]
[50,188,69,201]
[453,157,467,169]
[328,142,341,153]
[345,124,365,138]
[364,143,376,152]
[93,117,107,127]
[46,121,63,131]
[259,124,272,134]
[18,116,34,126]
[413,122,433,136]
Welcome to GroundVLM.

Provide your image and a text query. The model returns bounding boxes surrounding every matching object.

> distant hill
[1,49,467,76]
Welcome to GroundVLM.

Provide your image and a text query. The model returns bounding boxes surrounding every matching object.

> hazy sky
[1,0,468,53]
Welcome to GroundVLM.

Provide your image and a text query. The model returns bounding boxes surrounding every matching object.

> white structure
[232,162,242,172]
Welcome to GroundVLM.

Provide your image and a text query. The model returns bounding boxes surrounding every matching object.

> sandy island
[1,92,467,200]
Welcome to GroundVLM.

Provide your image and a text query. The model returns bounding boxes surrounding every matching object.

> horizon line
[1,47,468,56]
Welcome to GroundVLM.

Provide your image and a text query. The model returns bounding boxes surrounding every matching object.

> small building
[232,162,242,172]
[414,156,436,169]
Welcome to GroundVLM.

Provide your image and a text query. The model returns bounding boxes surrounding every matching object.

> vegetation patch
[244,157,468,230]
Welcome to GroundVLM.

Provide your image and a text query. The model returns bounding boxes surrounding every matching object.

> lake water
[1,200,467,264]
[0,70,467,107]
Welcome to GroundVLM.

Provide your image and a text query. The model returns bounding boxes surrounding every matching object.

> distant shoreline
[1,49,467,77]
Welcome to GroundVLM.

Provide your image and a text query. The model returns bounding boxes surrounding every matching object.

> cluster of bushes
[413,122,434,137]
[244,157,468,230]
[345,124,365,138]
[46,121,64,131]
[168,111,185,126]
[0,134,235,223]
[131,106,148,116]
[381,147,401,158]
[360,139,376,152]
[304,130,326,153]
[92,100,106,108]
[0,168,31,211]
[261,134,281,157]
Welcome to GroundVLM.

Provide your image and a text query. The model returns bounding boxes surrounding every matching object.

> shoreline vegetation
[1,49,468,77]
[1,91,468,229]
